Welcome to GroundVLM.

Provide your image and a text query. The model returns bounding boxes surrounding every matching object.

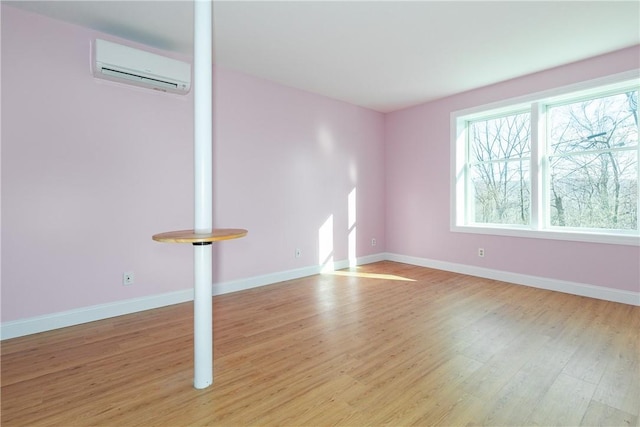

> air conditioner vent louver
[101,67,179,90]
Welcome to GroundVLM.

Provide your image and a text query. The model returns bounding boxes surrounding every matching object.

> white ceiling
[6,1,640,112]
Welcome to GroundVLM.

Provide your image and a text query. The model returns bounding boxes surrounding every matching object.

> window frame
[451,70,640,246]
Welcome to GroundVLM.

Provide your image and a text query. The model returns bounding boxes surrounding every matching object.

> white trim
[451,224,640,246]
[0,288,194,340]
[0,253,386,340]
[384,252,640,307]
[4,251,634,340]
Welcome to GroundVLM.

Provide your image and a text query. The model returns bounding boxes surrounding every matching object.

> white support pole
[194,0,213,233]
[193,0,213,390]
[193,243,213,388]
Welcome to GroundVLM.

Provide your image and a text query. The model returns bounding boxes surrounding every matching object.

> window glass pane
[548,90,638,230]
[549,151,638,230]
[549,91,638,156]
[468,112,531,225]
[471,159,530,225]
[469,112,531,162]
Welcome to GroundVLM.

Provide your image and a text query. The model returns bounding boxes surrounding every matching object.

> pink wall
[385,46,640,293]
[212,68,385,280]
[1,5,385,322]
[1,4,637,326]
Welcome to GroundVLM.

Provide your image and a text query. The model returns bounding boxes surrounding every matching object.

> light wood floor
[1,261,639,426]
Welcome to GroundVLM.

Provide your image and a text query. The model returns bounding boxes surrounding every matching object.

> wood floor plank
[478,342,574,426]
[460,330,550,400]
[371,354,484,426]
[580,400,639,427]
[1,261,638,426]
[590,313,640,416]
[526,373,597,426]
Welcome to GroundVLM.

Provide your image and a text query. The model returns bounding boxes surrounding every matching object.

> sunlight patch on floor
[326,270,416,282]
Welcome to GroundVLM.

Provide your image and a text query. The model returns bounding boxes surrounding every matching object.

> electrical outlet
[371,238,377,246]
[295,248,302,258]
[478,248,485,257]
[123,272,134,285]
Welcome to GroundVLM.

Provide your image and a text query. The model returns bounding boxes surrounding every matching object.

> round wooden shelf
[152,229,248,245]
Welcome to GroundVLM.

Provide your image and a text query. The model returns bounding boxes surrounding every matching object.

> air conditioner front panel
[93,39,191,94]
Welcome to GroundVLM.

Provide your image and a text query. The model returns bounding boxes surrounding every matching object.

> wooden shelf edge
[152,229,248,244]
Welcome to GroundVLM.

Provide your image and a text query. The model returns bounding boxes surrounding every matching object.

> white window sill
[451,225,640,246]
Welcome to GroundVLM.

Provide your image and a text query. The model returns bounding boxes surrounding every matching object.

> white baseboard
[0,289,194,341]
[212,253,386,296]
[0,253,386,340]
[3,251,634,340]
[384,252,640,307]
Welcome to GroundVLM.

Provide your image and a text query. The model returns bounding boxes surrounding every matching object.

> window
[452,71,639,245]
[468,111,531,226]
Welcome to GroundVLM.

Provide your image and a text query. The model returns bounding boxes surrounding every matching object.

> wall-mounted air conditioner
[93,39,191,95]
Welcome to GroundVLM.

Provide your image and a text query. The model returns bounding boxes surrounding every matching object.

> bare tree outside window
[548,91,638,230]
[469,112,531,225]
